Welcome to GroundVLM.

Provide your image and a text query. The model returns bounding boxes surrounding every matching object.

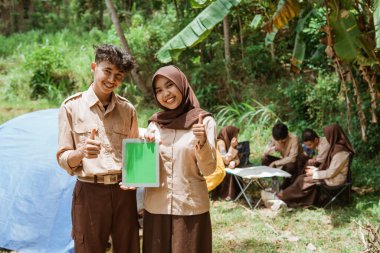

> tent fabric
[0,109,75,253]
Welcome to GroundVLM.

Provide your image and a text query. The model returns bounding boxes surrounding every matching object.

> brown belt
[78,174,122,184]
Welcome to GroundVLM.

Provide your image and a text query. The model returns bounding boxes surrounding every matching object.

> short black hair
[93,44,135,73]
[302,128,319,142]
[272,123,288,141]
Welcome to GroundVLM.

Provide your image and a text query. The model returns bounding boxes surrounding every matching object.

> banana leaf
[290,34,306,73]
[156,0,240,63]
[374,0,380,49]
[250,14,263,30]
[330,10,361,63]
[190,0,213,8]
[290,9,315,72]
[265,29,277,46]
[263,0,300,33]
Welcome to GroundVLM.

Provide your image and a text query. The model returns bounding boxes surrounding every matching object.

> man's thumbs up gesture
[193,114,206,149]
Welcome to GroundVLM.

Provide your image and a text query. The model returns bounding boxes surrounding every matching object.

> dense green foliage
[1,0,379,170]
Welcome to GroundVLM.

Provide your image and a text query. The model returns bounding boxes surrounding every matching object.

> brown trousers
[72,180,140,253]
[277,174,319,207]
[262,154,308,189]
[143,210,212,253]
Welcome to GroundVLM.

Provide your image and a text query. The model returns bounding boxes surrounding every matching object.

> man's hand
[306,158,317,166]
[193,114,206,148]
[269,162,277,168]
[119,182,136,191]
[80,128,101,159]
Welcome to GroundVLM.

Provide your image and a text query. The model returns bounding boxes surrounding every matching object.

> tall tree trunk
[98,0,104,30]
[223,16,231,86]
[105,0,150,97]
[359,65,378,124]
[173,0,181,19]
[348,67,367,141]
[237,13,244,60]
[334,59,352,136]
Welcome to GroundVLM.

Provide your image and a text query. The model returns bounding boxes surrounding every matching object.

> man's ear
[91,62,96,72]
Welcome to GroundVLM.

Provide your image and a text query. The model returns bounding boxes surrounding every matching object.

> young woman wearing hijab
[261,123,355,208]
[211,126,240,201]
[143,65,217,253]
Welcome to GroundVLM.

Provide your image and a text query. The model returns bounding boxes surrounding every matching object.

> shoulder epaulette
[116,94,131,104]
[63,92,83,104]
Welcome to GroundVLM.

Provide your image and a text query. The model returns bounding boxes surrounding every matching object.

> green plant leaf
[190,0,213,8]
[290,9,315,73]
[250,14,263,30]
[265,29,277,46]
[156,0,241,63]
[374,0,380,49]
[330,10,361,63]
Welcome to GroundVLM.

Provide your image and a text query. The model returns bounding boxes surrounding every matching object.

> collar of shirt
[84,85,117,114]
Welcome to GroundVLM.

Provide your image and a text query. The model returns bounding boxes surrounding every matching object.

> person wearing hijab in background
[261,123,355,208]
[211,126,240,201]
[143,65,217,253]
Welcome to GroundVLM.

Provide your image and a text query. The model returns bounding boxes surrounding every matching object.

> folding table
[225,166,291,209]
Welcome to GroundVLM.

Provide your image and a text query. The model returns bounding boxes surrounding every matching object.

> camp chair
[316,155,353,208]
[237,141,251,167]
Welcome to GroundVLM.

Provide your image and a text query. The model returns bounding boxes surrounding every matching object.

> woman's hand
[193,114,206,148]
[228,160,236,169]
[231,137,238,148]
[305,166,317,176]
[144,129,156,142]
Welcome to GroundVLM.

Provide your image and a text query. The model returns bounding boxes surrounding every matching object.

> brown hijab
[217,126,239,150]
[319,123,355,171]
[148,65,212,129]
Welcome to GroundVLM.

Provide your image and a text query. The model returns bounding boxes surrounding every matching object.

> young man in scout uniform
[57,44,139,253]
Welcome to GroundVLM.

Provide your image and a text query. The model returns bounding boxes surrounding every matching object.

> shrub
[26,45,75,103]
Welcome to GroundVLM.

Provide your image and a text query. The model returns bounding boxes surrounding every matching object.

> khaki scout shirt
[315,137,330,164]
[144,116,216,216]
[57,86,139,177]
[264,133,302,167]
[313,151,350,186]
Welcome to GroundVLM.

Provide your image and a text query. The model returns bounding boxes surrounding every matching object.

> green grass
[211,193,380,253]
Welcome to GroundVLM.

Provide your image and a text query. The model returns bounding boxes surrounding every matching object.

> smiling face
[91,61,126,102]
[154,75,183,110]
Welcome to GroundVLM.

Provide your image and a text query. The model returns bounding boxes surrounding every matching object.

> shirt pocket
[111,126,130,152]
[72,124,93,148]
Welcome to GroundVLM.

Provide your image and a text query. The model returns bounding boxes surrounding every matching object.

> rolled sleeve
[57,150,77,175]
[57,105,76,175]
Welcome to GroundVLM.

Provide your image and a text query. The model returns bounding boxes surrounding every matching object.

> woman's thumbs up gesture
[193,114,206,149]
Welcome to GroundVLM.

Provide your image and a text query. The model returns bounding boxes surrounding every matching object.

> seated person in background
[211,126,240,201]
[302,128,330,167]
[262,123,355,209]
[262,123,306,189]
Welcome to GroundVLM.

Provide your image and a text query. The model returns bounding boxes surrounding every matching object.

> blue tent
[0,109,75,253]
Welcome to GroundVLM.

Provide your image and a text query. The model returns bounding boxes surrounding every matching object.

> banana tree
[156,0,240,63]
